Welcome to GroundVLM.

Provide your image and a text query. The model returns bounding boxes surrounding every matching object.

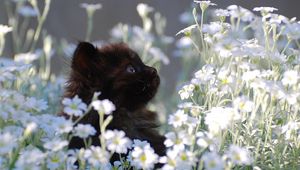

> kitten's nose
[145,66,157,76]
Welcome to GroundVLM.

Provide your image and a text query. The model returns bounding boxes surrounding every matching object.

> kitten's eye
[126,65,136,73]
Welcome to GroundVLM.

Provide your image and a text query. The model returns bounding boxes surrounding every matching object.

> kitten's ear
[71,42,99,72]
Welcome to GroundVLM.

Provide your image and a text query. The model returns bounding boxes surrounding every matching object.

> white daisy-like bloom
[0,25,13,35]
[233,96,254,113]
[225,145,253,165]
[253,7,278,13]
[92,99,116,115]
[84,146,110,167]
[62,95,87,117]
[242,70,260,83]
[281,70,298,86]
[73,124,96,139]
[24,97,48,112]
[202,22,223,34]
[168,110,188,128]
[46,151,67,170]
[227,5,254,22]
[104,129,132,154]
[281,121,300,140]
[201,152,224,170]
[16,147,46,167]
[18,6,38,17]
[136,3,153,18]
[176,24,197,36]
[178,84,195,100]
[194,1,216,11]
[0,132,17,155]
[15,52,40,64]
[44,138,68,152]
[160,149,196,170]
[215,9,230,17]
[205,107,240,135]
[130,140,158,170]
[80,3,102,12]
[164,131,192,150]
[54,117,73,134]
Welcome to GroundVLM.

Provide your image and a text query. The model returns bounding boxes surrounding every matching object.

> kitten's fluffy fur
[61,42,165,158]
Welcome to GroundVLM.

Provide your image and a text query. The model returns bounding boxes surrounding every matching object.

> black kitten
[61,42,166,159]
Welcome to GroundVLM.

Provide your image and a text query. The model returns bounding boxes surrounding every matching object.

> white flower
[0,133,17,155]
[16,147,46,166]
[24,97,48,112]
[202,22,223,34]
[80,3,102,12]
[253,7,278,13]
[205,107,240,135]
[24,122,38,137]
[104,129,132,154]
[84,146,110,167]
[74,124,96,139]
[176,24,197,36]
[178,84,195,100]
[242,70,260,83]
[46,151,67,170]
[15,52,40,63]
[0,25,13,35]
[130,140,158,170]
[215,9,230,17]
[164,131,192,150]
[137,3,153,18]
[168,110,188,128]
[44,138,68,152]
[194,1,216,11]
[225,145,253,165]
[281,121,300,140]
[284,22,300,40]
[18,6,38,17]
[227,5,254,22]
[160,149,195,170]
[201,152,224,170]
[54,117,73,134]
[282,70,298,86]
[92,99,115,115]
[62,95,87,117]
[233,96,254,112]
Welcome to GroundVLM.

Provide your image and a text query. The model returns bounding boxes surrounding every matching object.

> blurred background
[0,0,299,117]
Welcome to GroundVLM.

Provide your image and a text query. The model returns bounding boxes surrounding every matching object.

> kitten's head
[67,42,160,110]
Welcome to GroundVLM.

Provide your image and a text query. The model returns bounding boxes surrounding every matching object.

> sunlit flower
[104,129,132,154]
[62,95,87,117]
[46,151,67,170]
[24,97,48,112]
[164,131,192,150]
[130,140,158,170]
[137,3,153,18]
[80,3,102,12]
[24,122,38,137]
[227,5,254,22]
[281,70,298,86]
[14,52,40,63]
[74,124,96,139]
[0,133,17,155]
[202,22,223,34]
[176,24,197,36]
[205,107,240,135]
[194,1,216,11]
[253,7,278,14]
[168,110,188,128]
[178,84,195,100]
[215,9,230,17]
[160,149,195,170]
[233,96,254,112]
[201,152,224,170]
[0,25,13,35]
[92,99,115,115]
[84,146,110,167]
[226,145,253,165]
[44,138,68,152]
